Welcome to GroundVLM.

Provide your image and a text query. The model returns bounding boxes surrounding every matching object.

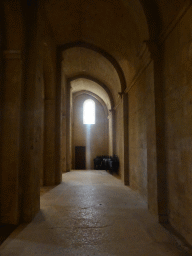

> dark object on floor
[94,155,119,174]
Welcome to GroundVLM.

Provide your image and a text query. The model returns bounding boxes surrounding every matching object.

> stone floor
[0,170,191,256]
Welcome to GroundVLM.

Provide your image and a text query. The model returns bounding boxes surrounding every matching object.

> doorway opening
[75,146,86,169]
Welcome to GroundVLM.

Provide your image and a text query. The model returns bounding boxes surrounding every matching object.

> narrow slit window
[83,99,95,124]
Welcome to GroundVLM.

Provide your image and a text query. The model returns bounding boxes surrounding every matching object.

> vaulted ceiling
[42,0,149,91]
[71,78,112,111]
[41,0,187,107]
[62,46,121,106]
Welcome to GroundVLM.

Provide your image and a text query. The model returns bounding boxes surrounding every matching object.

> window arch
[83,99,95,124]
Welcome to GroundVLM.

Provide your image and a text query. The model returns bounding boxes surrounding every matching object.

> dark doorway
[75,146,86,169]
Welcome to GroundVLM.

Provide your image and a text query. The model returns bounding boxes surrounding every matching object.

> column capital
[143,40,160,59]
[118,92,124,99]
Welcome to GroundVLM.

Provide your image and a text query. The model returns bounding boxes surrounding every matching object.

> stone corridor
[0,171,191,256]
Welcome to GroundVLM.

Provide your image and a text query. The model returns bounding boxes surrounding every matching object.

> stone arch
[69,75,114,110]
[58,41,126,93]
[57,43,124,173]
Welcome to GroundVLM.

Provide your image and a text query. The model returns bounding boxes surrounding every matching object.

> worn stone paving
[0,170,191,256]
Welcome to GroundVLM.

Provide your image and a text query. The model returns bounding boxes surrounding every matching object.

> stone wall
[0,1,58,225]
[162,5,192,245]
[115,54,157,211]
[0,0,25,225]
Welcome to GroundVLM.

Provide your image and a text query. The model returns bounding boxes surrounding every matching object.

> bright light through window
[83,99,95,124]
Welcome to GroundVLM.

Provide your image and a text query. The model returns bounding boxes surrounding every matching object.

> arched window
[83,99,95,124]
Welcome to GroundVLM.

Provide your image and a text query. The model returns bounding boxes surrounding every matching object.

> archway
[57,43,127,174]
[65,76,114,172]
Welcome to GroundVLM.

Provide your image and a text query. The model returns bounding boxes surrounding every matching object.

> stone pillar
[55,54,62,184]
[44,99,56,185]
[0,50,22,224]
[112,109,116,156]
[43,46,56,186]
[145,40,168,223]
[70,86,73,170]
[66,84,71,172]
[108,110,113,156]
[59,61,67,174]
[123,92,129,185]
[19,2,42,222]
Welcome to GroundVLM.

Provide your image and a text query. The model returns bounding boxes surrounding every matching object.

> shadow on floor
[40,185,57,196]
[0,224,17,245]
